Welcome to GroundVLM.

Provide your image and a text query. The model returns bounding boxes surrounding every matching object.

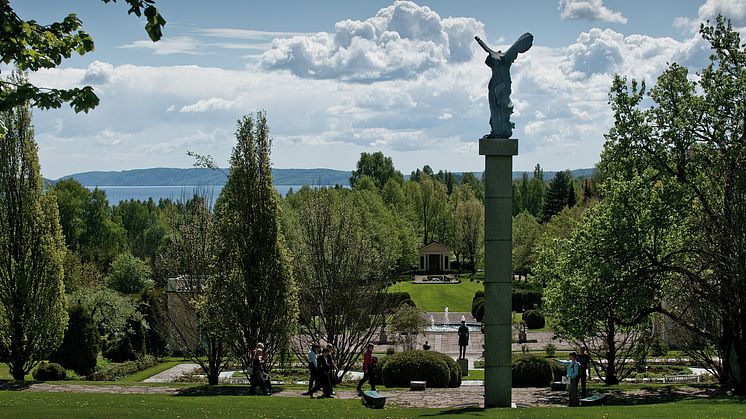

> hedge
[33,362,67,381]
[512,289,543,311]
[512,354,552,387]
[381,350,461,388]
[90,355,159,381]
[524,310,545,329]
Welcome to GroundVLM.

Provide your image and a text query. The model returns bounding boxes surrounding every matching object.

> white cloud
[119,36,201,55]
[559,0,628,24]
[674,0,746,33]
[94,128,133,147]
[179,97,242,113]
[196,28,312,40]
[259,0,484,81]
[438,112,452,120]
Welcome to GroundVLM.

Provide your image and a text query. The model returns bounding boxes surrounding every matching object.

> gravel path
[143,363,200,383]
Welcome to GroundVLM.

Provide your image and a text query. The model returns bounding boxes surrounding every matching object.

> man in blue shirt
[301,343,320,396]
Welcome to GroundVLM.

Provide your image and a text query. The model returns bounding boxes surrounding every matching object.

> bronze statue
[475,33,533,139]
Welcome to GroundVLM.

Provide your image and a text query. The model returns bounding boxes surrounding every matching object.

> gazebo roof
[418,241,452,256]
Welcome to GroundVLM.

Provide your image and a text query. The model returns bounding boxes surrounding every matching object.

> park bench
[362,390,386,409]
[579,393,607,406]
[410,380,427,391]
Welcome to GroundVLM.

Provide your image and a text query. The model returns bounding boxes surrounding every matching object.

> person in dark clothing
[356,343,377,395]
[576,347,592,398]
[301,343,320,396]
[423,341,431,350]
[250,348,269,395]
[315,347,333,398]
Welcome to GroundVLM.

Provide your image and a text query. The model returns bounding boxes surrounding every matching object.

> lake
[87,185,308,205]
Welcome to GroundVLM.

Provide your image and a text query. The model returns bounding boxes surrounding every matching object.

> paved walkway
[143,363,200,383]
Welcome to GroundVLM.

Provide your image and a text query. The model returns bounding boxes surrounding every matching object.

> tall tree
[600,16,746,393]
[0,79,67,380]
[0,0,165,112]
[543,170,574,222]
[453,185,483,272]
[512,211,543,281]
[349,151,403,190]
[285,188,394,382]
[213,112,298,372]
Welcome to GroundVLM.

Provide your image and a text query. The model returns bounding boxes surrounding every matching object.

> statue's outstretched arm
[503,32,534,65]
[474,36,494,54]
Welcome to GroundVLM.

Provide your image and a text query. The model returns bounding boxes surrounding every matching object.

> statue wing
[503,32,534,64]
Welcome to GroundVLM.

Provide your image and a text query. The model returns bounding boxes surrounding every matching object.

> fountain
[444,307,450,324]
[429,315,435,329]
[461,315,466,322]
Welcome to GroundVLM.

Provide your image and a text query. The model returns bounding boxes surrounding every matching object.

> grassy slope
[387,280,484,312]
[0,391,743,418]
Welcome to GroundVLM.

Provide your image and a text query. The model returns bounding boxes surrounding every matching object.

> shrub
[33,362,67,381]
[550,360,566,382]
[544,343,557,358]
[51,304,100,376]
[382,350,461,388]
[471,296,484,318]
[473,290,484,302]
[650,336,669,357]
[103,336,137,362]
[512,289,543,311]
[524,310,545,329]
[473,300,485,323]
[106,252,154,294]
[90,355,159,381]
[386,347,396,356]
[511,354,552,387]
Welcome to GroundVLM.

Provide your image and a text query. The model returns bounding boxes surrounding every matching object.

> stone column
[479,138,517,408]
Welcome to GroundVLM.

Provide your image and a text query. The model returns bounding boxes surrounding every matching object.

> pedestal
[479,138,518,408]
[457,358,469,376]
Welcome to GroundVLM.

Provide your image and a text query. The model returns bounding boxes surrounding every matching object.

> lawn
[0,390,743,418]
[388,278,484,312]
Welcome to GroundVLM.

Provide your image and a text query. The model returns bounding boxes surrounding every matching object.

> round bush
[33,362,67,381]
[471,296,484,318]
[474,300,485,323]
[381,350,461,388]
[524,310,545,329]
[512,354,552,387]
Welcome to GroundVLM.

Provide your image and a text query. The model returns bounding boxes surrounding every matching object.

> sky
[11,0,746,179]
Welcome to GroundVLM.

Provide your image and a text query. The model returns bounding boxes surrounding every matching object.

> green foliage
[349,151,403,190]
[103,335,137,362]
[524,310,545,330]
[213,112,298,372]
[381,350,461,388]
[512,289,542,311]
[513,165,546,217]
[71,287,139,339]
[107,252,154,294]
[113,198,167,263]
[452,185,483,271]
[89,354,158,381]
[542,170,575,222]
[471,297,485,322]
[0,82,68,380]
[386,280,483,312]
[386,292,416,310]
[544,343,557,358]
[32,362,66,381]
[389,305,427,351]
[512,211,543,278]
[0,0,165,112]
[50,303,100,376]
[511,354,552,387]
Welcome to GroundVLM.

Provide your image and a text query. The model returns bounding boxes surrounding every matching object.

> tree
[453,186,483,272]
[600,17,746,394]
[107,252,154,294]
[389,305,427,351]
[156,194,228,385]
[0,80,67,380]
[213,112,298,374]
[285,188,395,383]
[113,198,166,263]
[409,175,448,245]
[536,177,679,384]
[0,0,165,112]
[512,211,542,280]
[349,151,403,190]
[460,172,483,201]
[543,170,573,222]
[51,303,100,376]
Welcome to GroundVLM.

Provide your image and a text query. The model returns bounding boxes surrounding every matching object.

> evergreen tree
[543,170,573,222]
[0,74,67,380]
[213,112,298,372]
[51,303,100,376]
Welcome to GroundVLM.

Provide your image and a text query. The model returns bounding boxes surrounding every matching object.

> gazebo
[418,242,452,273]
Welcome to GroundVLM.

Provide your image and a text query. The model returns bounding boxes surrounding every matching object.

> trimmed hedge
[512,354,552,387]
[550,360,566,382]
[524,310,545,329]
[472,298,485,322]
[512,289,543,311]
[386,292,416,310]
[33,362,67,381]
[381,350,461,388]
[90,355,159,381]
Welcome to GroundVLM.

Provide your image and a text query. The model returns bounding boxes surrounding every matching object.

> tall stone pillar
[480,138,517,408]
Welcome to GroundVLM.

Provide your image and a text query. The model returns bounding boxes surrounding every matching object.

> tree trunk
[208,370,220,386]
[604,320,619,385]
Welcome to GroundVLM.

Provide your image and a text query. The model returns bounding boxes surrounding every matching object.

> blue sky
[13,0,745,178]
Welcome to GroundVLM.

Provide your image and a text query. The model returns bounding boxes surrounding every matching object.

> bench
[362,390,386,409]
[579,393,607,406]
[410,380,426,391]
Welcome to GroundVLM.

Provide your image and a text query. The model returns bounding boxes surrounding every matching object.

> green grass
[117,361,184,383]
[464,369,484,380]
[0,390,743,418]
[387,279,484,312]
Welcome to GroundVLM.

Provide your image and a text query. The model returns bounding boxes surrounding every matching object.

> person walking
[316,347,333,398]
[576,347,591,398]
[356,344,377,395]
[249,348,269,395]
[301,343,319,396]
[457,320,470,359]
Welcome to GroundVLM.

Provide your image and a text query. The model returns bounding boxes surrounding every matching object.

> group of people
[301,343,338,398]
[560,347,592,407]
[249,343,272,395]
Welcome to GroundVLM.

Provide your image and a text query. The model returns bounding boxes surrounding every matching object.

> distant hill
[52,167,596,187]
[55,167,352,186]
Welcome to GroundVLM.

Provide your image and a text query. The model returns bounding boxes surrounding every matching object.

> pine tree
[212,112,298,372]
[0,73,67,380]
